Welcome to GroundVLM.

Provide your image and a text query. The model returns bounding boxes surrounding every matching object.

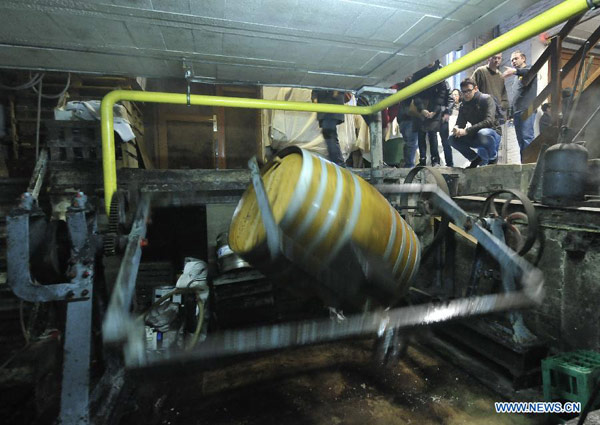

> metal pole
[35,78,42,162]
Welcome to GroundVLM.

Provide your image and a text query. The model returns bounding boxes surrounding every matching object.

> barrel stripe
[383,206,397,262]
[327,172,362,263]
[399,230,415,284]
[392,218,407,275]
[303,164,344,260]
[281,149,313,229]
[406,237,421,284]
[291,156,328,239]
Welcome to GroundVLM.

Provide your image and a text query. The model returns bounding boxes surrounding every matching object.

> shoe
[431,162,441,167]
[465,156,483,169]
[418,159,426,166]
[488,157,498,165]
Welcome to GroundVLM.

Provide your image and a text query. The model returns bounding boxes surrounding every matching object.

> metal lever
[248,157,281,260]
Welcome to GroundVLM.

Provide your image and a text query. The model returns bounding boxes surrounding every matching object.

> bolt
[68,270,77,279]
[140,238,149,247]
[464,217,473,231]
[66,291,74,299]
[82,271,90,278]
[81,289,89,297]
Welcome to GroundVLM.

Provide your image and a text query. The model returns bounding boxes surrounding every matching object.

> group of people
[398,50,537,169]
[311,49,538,169]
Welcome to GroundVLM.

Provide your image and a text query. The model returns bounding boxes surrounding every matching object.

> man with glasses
[449,78,501,168]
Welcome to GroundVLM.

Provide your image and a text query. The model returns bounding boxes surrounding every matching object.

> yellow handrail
[102,0,598,215]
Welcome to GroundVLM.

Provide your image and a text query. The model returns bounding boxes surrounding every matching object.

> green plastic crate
[542,350,600,408]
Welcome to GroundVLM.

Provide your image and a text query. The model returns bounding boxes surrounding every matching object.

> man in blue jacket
[448,78,501,168]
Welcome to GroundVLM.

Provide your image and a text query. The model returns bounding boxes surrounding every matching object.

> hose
[0,73,44,90]
[31,73,71,100]
[186,299,204,351]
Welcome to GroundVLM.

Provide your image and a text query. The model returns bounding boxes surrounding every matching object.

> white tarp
[262,87,368,160]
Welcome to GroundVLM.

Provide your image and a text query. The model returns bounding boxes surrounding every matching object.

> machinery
[6,145,546,424]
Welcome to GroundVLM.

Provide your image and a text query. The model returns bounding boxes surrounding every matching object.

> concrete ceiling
[0,0,544,90]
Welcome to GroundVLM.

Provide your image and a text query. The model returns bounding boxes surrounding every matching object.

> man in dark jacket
[502,50,537,161]
[449,78,501,168]
[311,89,345,165]
[412,61,449,166]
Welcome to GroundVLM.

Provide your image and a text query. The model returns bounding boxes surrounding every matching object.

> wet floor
[120,340,547,425]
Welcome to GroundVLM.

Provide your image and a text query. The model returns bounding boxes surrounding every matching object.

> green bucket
[383,136,404,167]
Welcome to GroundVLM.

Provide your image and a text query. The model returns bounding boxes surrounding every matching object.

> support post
[550,37,562,127]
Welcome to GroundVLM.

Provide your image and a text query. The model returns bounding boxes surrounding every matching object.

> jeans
[439,120,453,167]
[418,130,440,165]
[449,128,501,165]
[514,111,536,161]
[399,120,418,168]
[320,118,344,165]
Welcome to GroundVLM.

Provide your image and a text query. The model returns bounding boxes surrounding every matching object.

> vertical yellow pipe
[101,0,598,216]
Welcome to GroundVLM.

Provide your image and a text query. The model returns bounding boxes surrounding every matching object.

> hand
[421,109,430,118]
[426,111,435,119]
[502,67,517,78]
[452,127,466,137]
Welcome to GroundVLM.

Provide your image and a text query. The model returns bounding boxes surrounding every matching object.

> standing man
[448,78,501,168]
[395,78,419,168]
[472,54,509,114]
[503,50,538,160]
[311,89,345,166]
[413,61,448,166]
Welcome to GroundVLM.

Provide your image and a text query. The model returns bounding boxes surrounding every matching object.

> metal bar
[35,78,42,162]
[101,0,600,216]
[550,38,562,127]
[369,112,384,169]
[27,149,48,202]
[557,14,584,39]
[562,40,591,142]
[248,157,280,260]
[102,193,151,344]
[570,102,600,142]
[60,293,93,425]
[521,46,551,87]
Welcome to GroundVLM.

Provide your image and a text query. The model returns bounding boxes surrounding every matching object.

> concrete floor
[120,339,548,425]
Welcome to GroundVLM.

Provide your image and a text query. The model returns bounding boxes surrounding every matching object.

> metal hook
[185,69,192,107]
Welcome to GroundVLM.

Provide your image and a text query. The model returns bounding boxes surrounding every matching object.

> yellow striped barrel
[229,147,420,296]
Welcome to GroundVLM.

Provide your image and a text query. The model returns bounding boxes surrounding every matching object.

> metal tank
[216,232,251,273]
[542,143,589,206]
[228,147,421,298]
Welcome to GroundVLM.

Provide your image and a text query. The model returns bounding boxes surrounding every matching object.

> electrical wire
[0,73,44,90]
[31,73,71,100]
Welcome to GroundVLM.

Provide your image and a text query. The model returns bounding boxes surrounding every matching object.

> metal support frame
[102,192,152,364]
[102,177,544,369]
[6,192,97,425]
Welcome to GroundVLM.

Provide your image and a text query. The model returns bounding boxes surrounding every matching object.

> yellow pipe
[102,0,598,215]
